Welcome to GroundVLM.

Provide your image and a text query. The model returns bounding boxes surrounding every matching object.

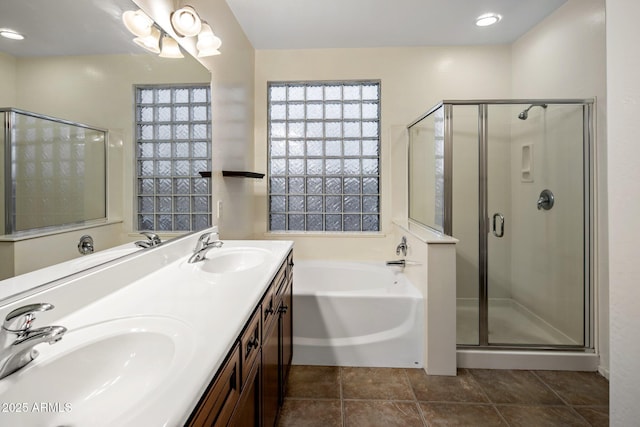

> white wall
[254,46,511,260]
[606,0,640,424]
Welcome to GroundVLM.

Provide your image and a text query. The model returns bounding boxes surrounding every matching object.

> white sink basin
[0,316,195,426]
[188,247,271,275]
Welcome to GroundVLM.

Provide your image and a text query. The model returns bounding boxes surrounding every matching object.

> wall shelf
[198,171,266,179]
[222,171,265,179]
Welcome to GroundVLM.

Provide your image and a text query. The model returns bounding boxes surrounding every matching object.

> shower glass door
[484,103,588,347]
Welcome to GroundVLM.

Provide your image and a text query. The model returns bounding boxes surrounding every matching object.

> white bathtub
[292,260,424,368]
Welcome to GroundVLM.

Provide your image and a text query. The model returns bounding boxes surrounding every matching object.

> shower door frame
[441,99,595,351]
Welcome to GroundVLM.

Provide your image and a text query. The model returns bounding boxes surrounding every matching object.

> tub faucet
[386,259,406,268]
[188,229,224,263]
[396,236,408,257]
[0,303,67,379]
[135,231,162,248]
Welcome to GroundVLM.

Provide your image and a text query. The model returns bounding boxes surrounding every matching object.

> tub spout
[385,260,405,268]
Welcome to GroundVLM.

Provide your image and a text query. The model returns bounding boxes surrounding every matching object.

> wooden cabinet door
[229,349,261,427]
[187,344,241,427]
[262,320,280,427]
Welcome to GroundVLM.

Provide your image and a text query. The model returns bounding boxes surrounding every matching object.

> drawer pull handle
[246,336,259,353]
[279,305,289,314]
[265,306,275,315]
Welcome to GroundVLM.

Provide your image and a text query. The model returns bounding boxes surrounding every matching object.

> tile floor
[277,366,609,427]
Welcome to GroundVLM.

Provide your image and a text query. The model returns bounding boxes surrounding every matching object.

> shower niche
[408,99,594,351]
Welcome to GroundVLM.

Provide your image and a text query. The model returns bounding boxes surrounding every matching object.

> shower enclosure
[408,100,593,350]
[1,108,107,235]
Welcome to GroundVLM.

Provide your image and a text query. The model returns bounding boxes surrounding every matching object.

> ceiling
[0,0,568,57]
[0,0,139,57]
[225,0,568,49]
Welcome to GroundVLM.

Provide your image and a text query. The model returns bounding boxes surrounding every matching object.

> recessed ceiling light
[0,29,24,40]
[475,13,502,27]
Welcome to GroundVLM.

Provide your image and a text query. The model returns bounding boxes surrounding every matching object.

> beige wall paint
[254,46,512,260]
[0,52,16,106]
[510,0,607,368]
[607,0,640,423]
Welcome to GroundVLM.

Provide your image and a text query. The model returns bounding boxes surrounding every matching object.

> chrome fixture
[537,189,555,210]
[396,236,408,257]
[492,213,505,238]
[0,303,66,379]
[77,235,94,255]
[135,231,162,248]
[518,104,548,120]
[188,229,224,263]
[385,260,406,268]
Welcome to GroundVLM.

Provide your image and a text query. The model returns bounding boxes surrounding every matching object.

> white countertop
[0,237,293,426]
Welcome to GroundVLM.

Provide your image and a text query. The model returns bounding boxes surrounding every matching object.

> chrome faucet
[188,229,224,263]
[135,231,162,248]
[396,236,408,257]
[0,303,67,379]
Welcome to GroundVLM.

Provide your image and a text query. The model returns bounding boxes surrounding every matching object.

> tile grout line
[466,368,513,427]
[530,370,572,406]
[403,368,430,427]
[530,370,595,426]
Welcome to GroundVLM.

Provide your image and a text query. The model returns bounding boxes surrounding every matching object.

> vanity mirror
[0,0,211,284]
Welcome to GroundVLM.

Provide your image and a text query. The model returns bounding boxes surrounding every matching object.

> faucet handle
[140,231,161,245]
[140,231,162,245]
[3,303,54,333]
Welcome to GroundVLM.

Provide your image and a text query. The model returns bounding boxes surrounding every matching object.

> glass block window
[135,85,212,231]
[268,81,380,232]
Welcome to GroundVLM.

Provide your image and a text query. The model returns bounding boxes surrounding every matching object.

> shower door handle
[492,213,505,238]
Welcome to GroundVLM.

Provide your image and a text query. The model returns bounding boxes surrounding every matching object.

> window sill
[263,231,386,238]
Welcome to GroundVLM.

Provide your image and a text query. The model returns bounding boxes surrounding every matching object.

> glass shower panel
[10,111,106,232]
[486,104,585,346]
[408,106,445,232]
[451,105,480,345]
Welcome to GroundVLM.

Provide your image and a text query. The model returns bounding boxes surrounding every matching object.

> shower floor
[457,298,579,346]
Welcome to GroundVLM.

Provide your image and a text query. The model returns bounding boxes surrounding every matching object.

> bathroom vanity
[187,249,293,426]
[0,230,294,426]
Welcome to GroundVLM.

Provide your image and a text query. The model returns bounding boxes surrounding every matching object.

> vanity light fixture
[133,26,161,54]
[122,9,154,37]
[159,35,184,58]
[475,13,502,27]
[196,22,222,57]
[170,6,202,37]
[122,6,220,59]
[0,29,24,40]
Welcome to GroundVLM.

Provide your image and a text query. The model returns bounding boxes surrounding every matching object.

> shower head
[518,104,548,120]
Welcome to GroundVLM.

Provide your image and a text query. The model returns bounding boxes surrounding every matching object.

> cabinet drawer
[187,343,241,427]
[240,308,260,389]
